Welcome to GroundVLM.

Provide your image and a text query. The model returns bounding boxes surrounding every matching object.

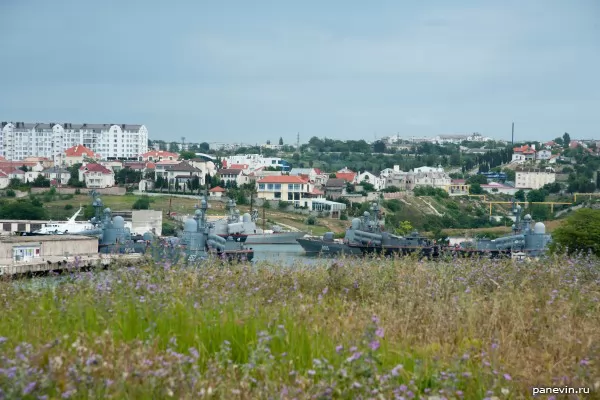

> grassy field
[0,255,598,398]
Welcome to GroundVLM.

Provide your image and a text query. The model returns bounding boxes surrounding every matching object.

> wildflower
[391,364,403,376]
[503,373,512,381]
[0,337,6,345]
[352,382,362,389]
[580,358,590,366]
[372,315,380,324]
[308,369,316,376]
[375,327,384,338]
[322,287,328,295]
[350,346,357,352]
[23,382,37,395]
[369,340,380,351]
[347,352,362,362]
[336,345,344,353]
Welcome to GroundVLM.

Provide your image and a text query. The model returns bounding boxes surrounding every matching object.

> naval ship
[211,199,306,244]
[297,202,438,258]
[446,200,552,258]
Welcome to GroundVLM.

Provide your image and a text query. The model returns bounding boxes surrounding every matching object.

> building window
[274,192,281,199]
[267,184,273,190]
[288,192,293,200]
[274,184,281,190]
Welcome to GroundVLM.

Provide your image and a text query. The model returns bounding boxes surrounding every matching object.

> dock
[0,253,143,277]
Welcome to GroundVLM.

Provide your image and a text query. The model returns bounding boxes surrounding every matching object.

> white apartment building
[223,154,291,172]
[515,168,556,190]
[0,122,148,163]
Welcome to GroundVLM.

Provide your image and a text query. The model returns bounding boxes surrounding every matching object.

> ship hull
[349,244,439,258]
[296,238,362,256]
[245,231,306,245]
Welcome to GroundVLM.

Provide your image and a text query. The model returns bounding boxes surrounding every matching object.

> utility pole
[181,136,186,151]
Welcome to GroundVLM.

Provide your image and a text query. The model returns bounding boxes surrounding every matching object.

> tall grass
[0,255,598,399]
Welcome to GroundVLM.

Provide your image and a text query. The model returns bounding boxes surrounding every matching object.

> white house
[536,149,552,161]
[42,166,71,185]
[78,163,115,188]
[209,186,226,198]
[354,171,385,191]
[0,170,9,189]
[155,161,204,186]
[511,144,536,163]
[140,150,179,162]
[481,182,520,195]
[64,145,100,166]
[217,168,252,187]
[515,167,556,189]
[256,175,323,208]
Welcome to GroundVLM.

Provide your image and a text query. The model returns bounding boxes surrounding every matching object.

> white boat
[32,207,102,236]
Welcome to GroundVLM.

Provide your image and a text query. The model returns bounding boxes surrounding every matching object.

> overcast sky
[1,0,599,144]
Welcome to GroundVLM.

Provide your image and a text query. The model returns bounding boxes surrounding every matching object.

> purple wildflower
[0,337,6,345]
[370,340,380,351]
[322,287,328,295]
[336,345,344,353]
[346,352,362,362]
[23,382,37,395]
[372,315,380,324]
[504,373,512,381]
[308,369,316,376]
[580,358,590,366]
[391,364,403,376]
[375,327,384,338]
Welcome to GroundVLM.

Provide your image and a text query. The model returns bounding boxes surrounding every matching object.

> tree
[179,151,196,160]
[514,189,526,202]
[553,137,563,146]
[562,132,571,148]
[550,208,600,256]
[466,174,487,185]
[32,174,51,188]
[469,183,484,194]
[394,220,414,236]
[200,142,210,152]
[373,140,386,153]
[526,189,547,203]
[279,137,284,146]
[0,200,47,219]
[169,142,180,153]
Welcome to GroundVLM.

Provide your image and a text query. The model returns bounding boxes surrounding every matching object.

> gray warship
[344,203,438,258]
[296,202,437,258]
[211,199,306,245]
[296,232,362,256]
[447,200,552,258]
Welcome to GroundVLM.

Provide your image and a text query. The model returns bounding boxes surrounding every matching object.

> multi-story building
[0,122,148,163]
[78,163,115,188]
[383,166,451,192]
[256,175,323,208]
[515,167,556,189]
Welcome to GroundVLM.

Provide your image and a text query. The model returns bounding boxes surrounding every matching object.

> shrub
[132,196,151,210]
[5,189,15,197]
[306,215,317,225]
[64,204,73,210]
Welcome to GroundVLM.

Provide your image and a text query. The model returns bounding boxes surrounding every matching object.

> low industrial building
[0,235,98,264]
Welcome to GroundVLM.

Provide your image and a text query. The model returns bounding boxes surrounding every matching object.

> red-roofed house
[78,163,115,188]
[511,144,536,163]
[229,164,250,170]
[335,167,357,183]
[64,145,100,166]
[140,150,179,162]
[209,186,227,198]
[217,168,252,187]
[256,175,323,208]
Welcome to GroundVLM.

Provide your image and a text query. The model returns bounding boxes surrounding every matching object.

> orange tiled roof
[229,164,249,169]
[65,145,99,158]
[79,163,113,174]
[209,186,226,192]
[513,145,536,154]
[257,175,308,184]
[141,150,179,159]
[335,172,357,182]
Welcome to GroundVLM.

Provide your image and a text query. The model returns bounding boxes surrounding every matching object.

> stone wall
[31,187,126,195]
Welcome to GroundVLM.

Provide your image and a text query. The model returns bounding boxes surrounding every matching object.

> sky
[1,0,599,144]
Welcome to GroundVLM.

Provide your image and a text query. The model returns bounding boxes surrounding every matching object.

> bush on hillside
[550,208,600,256]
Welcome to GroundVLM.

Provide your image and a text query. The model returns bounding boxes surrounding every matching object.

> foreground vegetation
[1,255,598,399]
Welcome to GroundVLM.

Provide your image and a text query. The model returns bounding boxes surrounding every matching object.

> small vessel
[31,206,102,236]
[211,199,305,244]
[446,200,552,258]
[296,232,362,256]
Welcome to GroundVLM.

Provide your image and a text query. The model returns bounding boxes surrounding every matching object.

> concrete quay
[0,253,143,277]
